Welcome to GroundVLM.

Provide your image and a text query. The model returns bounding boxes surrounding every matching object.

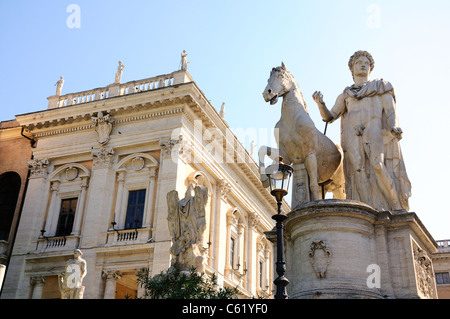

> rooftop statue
[114,60,125,83]
[312,50,411,211]
[180,50,189,71]
[260,62,345,204]
[167,184,208,272]
[55,76,64,96]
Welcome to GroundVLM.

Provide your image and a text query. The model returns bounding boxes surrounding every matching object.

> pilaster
[80,148,116,248]
[151,136,191,275]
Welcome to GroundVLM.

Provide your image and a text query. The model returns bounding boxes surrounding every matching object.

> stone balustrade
[47,70,190,109]
[35,235,80,252]
[106,228,153,246]
[437,239,450,253]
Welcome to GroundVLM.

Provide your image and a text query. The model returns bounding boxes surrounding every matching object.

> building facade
[1,67,285,299]
[0,120,34,290]
[433,239,450,299]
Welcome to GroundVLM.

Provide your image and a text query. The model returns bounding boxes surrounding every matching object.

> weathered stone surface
[267,199,438,299]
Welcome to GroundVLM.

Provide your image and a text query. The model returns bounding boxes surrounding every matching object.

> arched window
[0,172,21,241]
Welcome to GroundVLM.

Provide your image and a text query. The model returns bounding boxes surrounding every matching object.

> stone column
[215,180,230,268]
[44,180,60,236]
[247,213,260,296]
[72,177,89,236]
[247,213,259,295]
[143,168,157,229]
[102,271,121,299]
[30,276,45,299]
[115,172,126,229]
[224,214,233,277]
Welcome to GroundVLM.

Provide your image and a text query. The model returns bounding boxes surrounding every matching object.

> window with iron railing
[55,198,78,236]
[124,189,146,229]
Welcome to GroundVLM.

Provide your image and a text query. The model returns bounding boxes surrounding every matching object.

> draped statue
[313,50,411,211]
[167,184,208,272]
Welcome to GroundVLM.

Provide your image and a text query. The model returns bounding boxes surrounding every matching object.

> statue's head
[263,62,296,105]
[348,50,375,79]
[74,249,82,257]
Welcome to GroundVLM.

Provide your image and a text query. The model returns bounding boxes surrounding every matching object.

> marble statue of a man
[58,249,87,299]
[55,76,64,96]
[115,61,125,83]
[312,50,411,211]
[180,50,189,71]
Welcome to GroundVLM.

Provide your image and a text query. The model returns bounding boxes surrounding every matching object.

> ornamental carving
[92,111,114,145]
[28,158,50,178]
[65,166,79,181]
[159,135,192,162]
[413,246,436,299]
[308,240,331,278]
[92,147,115,168]
[167,184,209,272]
[218,180,231,201]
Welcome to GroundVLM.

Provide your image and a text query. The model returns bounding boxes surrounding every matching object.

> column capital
[102,270,122,281]
[92,147,115,168]
[28,158,50,178]
[218,180,231,201]
[30,276,46,286]
[159,135,192,162]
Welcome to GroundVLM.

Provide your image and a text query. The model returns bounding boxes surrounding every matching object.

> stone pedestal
[267,199,438,299]
[107,83,121,98]
[47,95,60,109]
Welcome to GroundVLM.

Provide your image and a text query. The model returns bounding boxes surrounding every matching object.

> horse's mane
[271,66,309,113]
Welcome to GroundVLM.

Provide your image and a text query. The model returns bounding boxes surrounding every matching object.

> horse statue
[259,62,345,206]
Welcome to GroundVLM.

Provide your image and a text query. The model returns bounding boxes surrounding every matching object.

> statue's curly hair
[348,50,375,73]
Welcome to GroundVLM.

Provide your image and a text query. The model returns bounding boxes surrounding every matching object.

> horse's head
[263,62,296,105]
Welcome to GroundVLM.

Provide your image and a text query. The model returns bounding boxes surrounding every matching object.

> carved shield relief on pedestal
[308,240,332,278]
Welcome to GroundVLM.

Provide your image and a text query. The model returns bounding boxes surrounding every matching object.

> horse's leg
[304,152,320,201]
[327,163,346,199]
[258,146,278,187]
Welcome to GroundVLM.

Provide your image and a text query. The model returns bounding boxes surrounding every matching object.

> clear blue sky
[1,0,449,240]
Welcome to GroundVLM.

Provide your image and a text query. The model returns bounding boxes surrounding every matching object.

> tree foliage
[137,265,239,299]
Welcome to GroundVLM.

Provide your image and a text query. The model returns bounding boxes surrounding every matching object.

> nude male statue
[58,249,87,299]
[312,50,411,211]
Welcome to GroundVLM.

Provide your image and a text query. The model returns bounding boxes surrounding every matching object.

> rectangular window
[56,198,78,236]
[435,272,450,285]
[125,189,146,229]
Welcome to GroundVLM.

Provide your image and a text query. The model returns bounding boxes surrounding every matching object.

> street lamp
[266,156,293,299]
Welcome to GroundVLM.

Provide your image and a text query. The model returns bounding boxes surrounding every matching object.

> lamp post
[266,156,293,299]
